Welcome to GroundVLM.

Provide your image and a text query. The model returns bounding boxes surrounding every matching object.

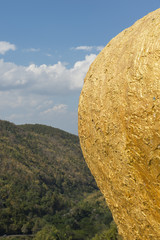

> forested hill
[0,120,120,240]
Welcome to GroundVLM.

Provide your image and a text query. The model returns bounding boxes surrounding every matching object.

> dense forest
[0,120,122,240]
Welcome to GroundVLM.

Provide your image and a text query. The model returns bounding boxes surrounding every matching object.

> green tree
[92,222,122,240]
[33,225,72,240]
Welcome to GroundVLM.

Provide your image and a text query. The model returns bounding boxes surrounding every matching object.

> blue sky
[0,0,159,134]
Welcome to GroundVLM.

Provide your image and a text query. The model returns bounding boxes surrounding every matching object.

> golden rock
[78,9,160,240]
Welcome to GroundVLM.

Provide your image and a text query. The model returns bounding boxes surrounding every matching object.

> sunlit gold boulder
[78,9,160,240]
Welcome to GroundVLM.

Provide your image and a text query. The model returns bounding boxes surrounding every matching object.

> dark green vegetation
[0,120,122,240]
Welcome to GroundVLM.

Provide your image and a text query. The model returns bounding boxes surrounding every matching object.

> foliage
[33,224,70,240]
[91,222,122,240]
[0,120,119,239]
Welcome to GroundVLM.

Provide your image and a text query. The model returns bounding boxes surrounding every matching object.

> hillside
[0,120,120,239]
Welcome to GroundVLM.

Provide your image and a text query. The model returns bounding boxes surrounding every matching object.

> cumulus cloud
[42,104,67,114]
[0,41,16,55]
[0,54,96,134]
[0,54,96,94]
[74,45,104,52]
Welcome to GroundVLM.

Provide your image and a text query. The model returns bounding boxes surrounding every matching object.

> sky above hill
[0,0,159,134]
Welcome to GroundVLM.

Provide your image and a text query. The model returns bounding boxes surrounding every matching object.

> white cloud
[75,46,94,51]
[0,54,96,134]
[0,41,16,55]
[0,54,96,94]
[0,90,76,133]
[46,53,52,57]
[96,46,104,51]
[74,45,104,52]
[36,100,53,110]
[42,104,68,114]
[24,48,40,52]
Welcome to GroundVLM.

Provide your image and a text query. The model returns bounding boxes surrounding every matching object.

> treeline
[0,120,122,239]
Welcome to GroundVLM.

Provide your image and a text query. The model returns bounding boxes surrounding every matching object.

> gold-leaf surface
[78,9,160,240]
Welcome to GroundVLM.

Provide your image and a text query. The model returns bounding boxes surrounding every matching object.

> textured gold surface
[78,9,160,240]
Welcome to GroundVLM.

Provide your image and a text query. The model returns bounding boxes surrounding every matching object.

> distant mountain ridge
[0,120,120,240]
